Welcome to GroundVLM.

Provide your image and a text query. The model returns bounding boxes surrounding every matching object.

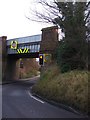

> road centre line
[27,90,44,104]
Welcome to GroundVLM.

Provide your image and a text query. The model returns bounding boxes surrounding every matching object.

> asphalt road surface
[2,77,87,118]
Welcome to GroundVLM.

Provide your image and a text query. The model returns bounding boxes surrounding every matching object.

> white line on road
[27,90,44,104]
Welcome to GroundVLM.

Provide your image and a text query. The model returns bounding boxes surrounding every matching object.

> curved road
[2,77,87,118]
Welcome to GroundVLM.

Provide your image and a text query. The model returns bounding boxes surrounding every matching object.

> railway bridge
[1,26,58,81]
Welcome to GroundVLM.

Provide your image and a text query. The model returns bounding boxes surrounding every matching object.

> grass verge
[32,64,89,114]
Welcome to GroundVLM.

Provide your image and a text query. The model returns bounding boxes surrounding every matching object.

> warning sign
[11,40,18,49]
[44,54,51,63]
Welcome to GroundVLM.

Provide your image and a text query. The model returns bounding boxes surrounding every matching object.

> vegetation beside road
[32,64,88,114]
[19,58,40,79]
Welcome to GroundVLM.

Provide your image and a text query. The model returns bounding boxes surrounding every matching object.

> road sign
[11,40,18,49]
[20,61,23,68]
[17,48,29,54]
[44,54,51,63]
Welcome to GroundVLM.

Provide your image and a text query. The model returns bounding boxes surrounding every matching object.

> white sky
[0,0,53,39]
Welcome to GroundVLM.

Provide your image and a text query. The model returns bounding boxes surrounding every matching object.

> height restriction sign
[11,40,18,49]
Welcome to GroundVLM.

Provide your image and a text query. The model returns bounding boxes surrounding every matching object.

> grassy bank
[32,64,89,114]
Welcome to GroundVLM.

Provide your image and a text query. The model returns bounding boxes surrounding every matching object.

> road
[2,77,86,118]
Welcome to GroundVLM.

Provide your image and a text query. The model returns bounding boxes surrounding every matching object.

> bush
[60,63,71,73]
[56,41,85,73]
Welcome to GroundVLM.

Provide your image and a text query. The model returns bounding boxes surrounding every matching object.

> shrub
[60,63,71,73]
[56,41,85,73]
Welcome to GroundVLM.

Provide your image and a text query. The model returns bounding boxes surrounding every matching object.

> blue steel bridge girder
[7,42,41,55]
[6,34,41,55]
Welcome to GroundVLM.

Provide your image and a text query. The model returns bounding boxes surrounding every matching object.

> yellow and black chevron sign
[17,48,29,54]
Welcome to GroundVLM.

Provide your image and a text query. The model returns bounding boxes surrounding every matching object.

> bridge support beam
[40,26,58,55]
[0,36,7,81]
[6,56,19,81]
[40,26,58,70]
[0,36,19,81]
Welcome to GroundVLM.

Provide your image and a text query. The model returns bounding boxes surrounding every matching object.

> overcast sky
[0,0,87,40]
[0,0,53,39]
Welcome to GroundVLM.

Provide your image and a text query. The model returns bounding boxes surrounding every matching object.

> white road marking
[27,90,44,104]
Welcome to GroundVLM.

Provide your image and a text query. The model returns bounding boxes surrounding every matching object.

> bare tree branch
[85,2,90,23]
[26,0,61,24]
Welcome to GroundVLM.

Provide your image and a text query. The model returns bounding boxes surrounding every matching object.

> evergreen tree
[55,2,87,72]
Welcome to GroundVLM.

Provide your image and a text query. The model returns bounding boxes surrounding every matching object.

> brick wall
[0,36,7,81]
[40,26,58,54]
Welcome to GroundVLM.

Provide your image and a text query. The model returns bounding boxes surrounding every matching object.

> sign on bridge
[11,40,18,49]
[17,48,29,54]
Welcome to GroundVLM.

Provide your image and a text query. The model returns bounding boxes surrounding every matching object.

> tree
[27,0,89,71]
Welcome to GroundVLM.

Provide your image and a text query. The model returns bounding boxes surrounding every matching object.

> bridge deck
[7,34,41,55]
